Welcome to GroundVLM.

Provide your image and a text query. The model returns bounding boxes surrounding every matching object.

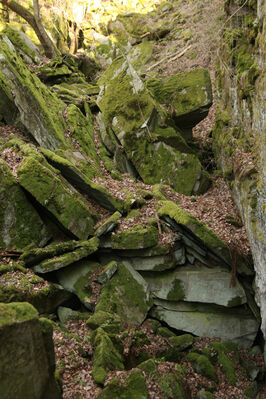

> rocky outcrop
[213,0,266,348]
[0,302,61,399]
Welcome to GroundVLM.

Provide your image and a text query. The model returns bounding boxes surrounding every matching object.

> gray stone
[144,265,246,307]
[0,302,60,399]
[151,299,259,348]
[120,255,176,272]
[98,261,118,284]
[57,306,90,323]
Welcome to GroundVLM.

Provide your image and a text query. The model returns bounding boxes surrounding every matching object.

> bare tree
[0,0,59,58]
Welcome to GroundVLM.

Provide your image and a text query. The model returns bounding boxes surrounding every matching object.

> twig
[147,45,192,71]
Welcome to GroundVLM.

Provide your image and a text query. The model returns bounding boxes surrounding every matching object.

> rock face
[0,302,61,399]
[213,0,266,346]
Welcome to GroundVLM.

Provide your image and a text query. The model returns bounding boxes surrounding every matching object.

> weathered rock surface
[0,302,61,399]
[0,158,50,249]
[143,265,247,307]
[151,299,259,348]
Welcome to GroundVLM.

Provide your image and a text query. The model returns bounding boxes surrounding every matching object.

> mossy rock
[210,341,238,385]
[169,334,195,351]
[92,327,124,385]
[187,352,218,383]
[97,261,118,284]
[95,212,121,237]
[0,266,72,313]
[16,150,98,239]
[146,69,213,138]
[97,370,148,399]
[51,82,99,109]
[0,37,66,150]
[157,201,231,265]
[137,358,158,377]
[33,237,99,273]
[0,302,60,399]
[159,366,187,399]
[0,158,50,250]
[111,224,158,250]
[87,310,116,330]
[96,263,153,326]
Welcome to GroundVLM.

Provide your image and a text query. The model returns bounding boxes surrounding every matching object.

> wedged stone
[41,148,125,212]
[0,158,50,250]
[57,260,100,310]
[150,299,259,348]
[98,261,118,284]
[1,24,41,64]
[33,237,99,273]
[111,224,158,250]
[97,57,210,195]
[158,201,231,265]
[0,264,72,313]
[146,69,212,139]
[16,148,98,239]
[95,212,121,237]
[0,37,66,150]
[57,307,90,323]
[143,265,246,307]
[0,302,60,399]
[96,263,153,326]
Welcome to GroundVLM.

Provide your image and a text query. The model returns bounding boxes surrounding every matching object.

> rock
[57,307,90,323]
[120,254,177,272]
[143,265,247,307]
[97,57,210,195]
[187,352,218,382]
[0,263,72,314]
[0,37,66,150]
[169,334,195,351]
[57,260,100,310]
[92,327,124,385]
[0,158,50,250]
[51,82,99,109]
[146,69,213,140]
[33,238,99,273]
[1,24,41,64]
[111,224,158,250]
[97,261,118,284]
[157,201,232,265]
[0,302,60,399]
[95,212,121,237]
[96,263,153,326]
[210,341,239,385]
[16,146,98,239]
[96,370,148,398]
[151,299,259,348]
[87,310,115,330]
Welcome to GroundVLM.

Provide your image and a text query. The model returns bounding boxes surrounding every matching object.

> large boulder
[0,302,61,399]
[143,265,247,307]
[151,299,259,348]
[97,57,210,195]
[0,158,50,249]
[95,263,153,326]
[146,69,213,140]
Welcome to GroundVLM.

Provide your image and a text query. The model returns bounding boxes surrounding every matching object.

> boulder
[96,263,153,326]
[146,69,213,140]
[97,370,148,398]
[151,299,259,348]
[15,146,98,239]
[0,37,66,150]
[143,265,247,307]
[111,224,158,250]
[0,158,50,250]
[0,302,60,399]
[97,57,210,195]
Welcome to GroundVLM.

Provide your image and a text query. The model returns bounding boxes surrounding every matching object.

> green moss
[169,334,195,350]
[17,154,98,239]
[160,369,186,399]
[87,311,115,330]
[111,224,158,250]
[96,263,152,326]
[187,352,218,382]
[210,341,238,385]
[167,279,185,301]
[92,327,124,385]
[138,359,157,376]
[0,302,38,328]
[33,237,99,273]
[2,24,39,63]
[157,327,176,338]
[97,370,148,398]
[244,382,257,398]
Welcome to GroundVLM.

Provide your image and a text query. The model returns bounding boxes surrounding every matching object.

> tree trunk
[0,0,59,58]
